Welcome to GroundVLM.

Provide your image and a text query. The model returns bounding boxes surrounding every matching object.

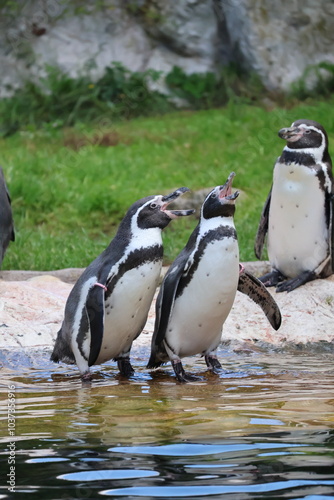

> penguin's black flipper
[331,192,334,272]
[86,285,105,366]
[0,167,15,265]
[254,187,272,260]
[148,237,197,368]
[148,260,184,367]
[238,268,282,330]
[4,177,15,242]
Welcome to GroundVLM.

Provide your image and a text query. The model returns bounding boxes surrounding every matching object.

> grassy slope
[1,98,334,270]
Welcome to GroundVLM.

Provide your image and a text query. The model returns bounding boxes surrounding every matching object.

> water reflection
[0,345,334,498]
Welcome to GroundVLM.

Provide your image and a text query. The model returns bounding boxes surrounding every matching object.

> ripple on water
[1,347,334,499]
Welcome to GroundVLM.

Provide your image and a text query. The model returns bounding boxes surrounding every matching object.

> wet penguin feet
[81,370,93,383]
[205,354,223,373]
[116,357,135,377]
[171,359,202,383]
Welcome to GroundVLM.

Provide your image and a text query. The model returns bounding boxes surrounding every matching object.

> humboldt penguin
[147,173,281,382]
[255,119,333,292]
[0,167,15,266]
[51,188,194,380]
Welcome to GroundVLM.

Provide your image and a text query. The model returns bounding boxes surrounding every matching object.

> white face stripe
[108,196,163,281]
[130,195,161,234]
[200,187,219,220]
[283,124,331,191]
[185,213,236,276]
[284,124,326,163]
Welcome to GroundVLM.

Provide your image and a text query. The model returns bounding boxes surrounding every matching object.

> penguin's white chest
[166,235,239,358]
[268,162,329,277]
[96,260,161,363]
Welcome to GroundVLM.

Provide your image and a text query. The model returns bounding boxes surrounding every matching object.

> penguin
[147,173,281,383]
[0,166,15,267]
[255,119,333,292]
[50,188,194,380]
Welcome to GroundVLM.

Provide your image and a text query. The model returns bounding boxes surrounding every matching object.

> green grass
[2,97,334,270]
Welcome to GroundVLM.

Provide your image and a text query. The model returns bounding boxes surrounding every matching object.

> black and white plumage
[0,167,15,267]
[255,119,333,292]
[51,188,194,380]
[148,173,281,383]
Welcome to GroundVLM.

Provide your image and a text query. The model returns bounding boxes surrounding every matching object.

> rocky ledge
[1,263,334,350]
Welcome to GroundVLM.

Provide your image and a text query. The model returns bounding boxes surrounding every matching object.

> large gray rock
[220,0,334,90]
[0,0,218,98]
[1,267,334,350]
[1,0,333,97]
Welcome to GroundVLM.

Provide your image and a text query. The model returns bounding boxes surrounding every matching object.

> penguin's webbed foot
[276,270,316,293]
[116,357,135,377]
[205,354,223,374]
[171,359,201,383]
[258,269,285,288]
[81,370,93,382]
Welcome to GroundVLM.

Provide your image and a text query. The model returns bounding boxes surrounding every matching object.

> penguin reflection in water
[51,188,194,380]
[255,119,333,292]
[148,173,281,382]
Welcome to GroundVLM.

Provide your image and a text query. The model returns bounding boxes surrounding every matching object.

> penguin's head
[136,187,195,230]
[202,172,239,220]
[278,119,329,160]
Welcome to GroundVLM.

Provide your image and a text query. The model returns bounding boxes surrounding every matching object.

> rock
[225,274,334,345]
[220,0,334,90]
[0,268,84,284]
[131,0,219,60]
[0,266,333,351]
[1,0,333,96]
[0,275,72,348]
[0,0,218,99]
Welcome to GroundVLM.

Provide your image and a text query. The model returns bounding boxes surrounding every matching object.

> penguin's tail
[50,328,76,365]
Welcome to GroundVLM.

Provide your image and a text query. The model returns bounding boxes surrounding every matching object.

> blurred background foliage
[1,61,334,270]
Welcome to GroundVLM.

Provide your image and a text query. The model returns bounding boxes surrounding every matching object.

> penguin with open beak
[148,173,281,382]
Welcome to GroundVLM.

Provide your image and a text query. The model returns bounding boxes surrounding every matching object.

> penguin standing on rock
[255,119,333,292]
[147,173,281,383]
[0,167,15,266]
[51,188,194,380]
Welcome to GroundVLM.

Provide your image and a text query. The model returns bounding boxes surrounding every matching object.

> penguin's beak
[161,187,195,218]
[219,172,239,201]
[278,125,304,142]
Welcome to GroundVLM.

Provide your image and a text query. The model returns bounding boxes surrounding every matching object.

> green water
[1,345,334,499]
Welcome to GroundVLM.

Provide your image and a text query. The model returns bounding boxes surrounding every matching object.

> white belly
[96,261,161,363]
[166,237,239,358]
[268,162,329,277]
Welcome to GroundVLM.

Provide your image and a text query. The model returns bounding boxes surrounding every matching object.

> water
[1,344,334,499]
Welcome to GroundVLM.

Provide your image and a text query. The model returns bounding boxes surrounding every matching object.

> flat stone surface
[1,263,334,351]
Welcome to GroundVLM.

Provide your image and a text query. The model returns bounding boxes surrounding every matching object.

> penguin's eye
[150,202,159,209]
[304,129,311,134]
[211,193,217,199]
